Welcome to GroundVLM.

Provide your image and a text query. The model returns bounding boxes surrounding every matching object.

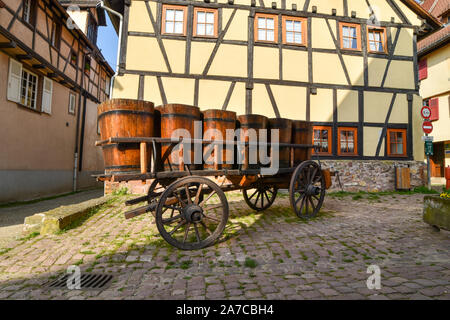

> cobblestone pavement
[0,191,449,300]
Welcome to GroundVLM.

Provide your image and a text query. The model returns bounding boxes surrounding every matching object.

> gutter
[98,1,123,98]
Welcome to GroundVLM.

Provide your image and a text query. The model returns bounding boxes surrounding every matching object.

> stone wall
[320,160,426,192]
[104,160,427,195]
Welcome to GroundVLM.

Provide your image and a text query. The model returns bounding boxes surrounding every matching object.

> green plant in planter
[423,195,450,232]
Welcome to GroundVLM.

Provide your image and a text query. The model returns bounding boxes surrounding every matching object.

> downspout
[98,1,123,98]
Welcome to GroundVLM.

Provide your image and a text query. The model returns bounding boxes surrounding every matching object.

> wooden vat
[98,99,154,174]
[292,120,313,166]
[159,104,201,171]
[269,118,292,168]
[202,109,237,170]
[237,114,268,170]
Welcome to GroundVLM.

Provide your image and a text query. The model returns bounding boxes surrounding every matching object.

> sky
[97,14,118,71]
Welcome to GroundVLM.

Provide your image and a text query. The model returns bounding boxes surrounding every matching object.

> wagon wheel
[289,160,326,219]
[155,176,229,250]
[243,185,278,211]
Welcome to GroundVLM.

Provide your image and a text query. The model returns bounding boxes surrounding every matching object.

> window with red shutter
[429,98,439,121]
[419,59,427,80]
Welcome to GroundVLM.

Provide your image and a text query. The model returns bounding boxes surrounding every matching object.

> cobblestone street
[0,191,449,300]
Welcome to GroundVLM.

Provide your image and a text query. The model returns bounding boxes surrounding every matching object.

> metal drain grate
[46,274,113,290]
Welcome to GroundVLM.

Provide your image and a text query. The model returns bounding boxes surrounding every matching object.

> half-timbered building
[106,0,441,191]
[0,0,114,202]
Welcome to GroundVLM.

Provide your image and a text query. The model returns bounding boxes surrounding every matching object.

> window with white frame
[255,14,277,42]
[23,0,32,23]
[69,93,76,115]
[162,5,186,35]
[20,69,38,109]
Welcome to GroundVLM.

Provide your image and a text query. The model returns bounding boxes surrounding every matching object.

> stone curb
[23,196,114,235]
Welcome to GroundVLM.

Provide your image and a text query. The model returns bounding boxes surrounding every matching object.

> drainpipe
[98,1,123,98]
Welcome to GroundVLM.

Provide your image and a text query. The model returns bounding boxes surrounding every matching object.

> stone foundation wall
[104,160,427,195]
[320,160,426,192]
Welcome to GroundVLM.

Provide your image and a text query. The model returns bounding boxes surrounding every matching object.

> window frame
[51,21,62,49]
[367,26,387,54]
[254,13,278,43]
[70,50,78,67]
[68,92,76,115]
[22,0,34,25]
[161,4,188,36]
[337,127,358,156]
[312,126,332,155]
[282,16,307,46]
[20,68,39,110]
[193,7,218,38]
[387,128,407,157]
[339,22,361,51]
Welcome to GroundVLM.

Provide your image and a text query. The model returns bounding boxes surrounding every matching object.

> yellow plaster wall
[394,28,414,56]
[364,91,393,123]
[126,37,168,72]
[311,18,336,49]
[163,39,186,74]
[310,89,333,122]
[412,94,424,161]
[190,42,215,74]
[252,84,276,118]
[368,57,388,87]
[198,80,232,110]
[271,85,307,120]
[369,0,401,23]
[337,90,359,122]
[309,0,344,16]
[112,74,139,99]
[208,44,247,77]
[282,49,309,82]
[389,94,408,123]
[313,52,347,85]
[420,44,450,99]
[225,82,246,115]
[223,8,248,41]
[394,0,423,27]
[286,0,307,11]
[254,46,279,79]
[364,127,383,157]
[347,0,371,19]
[342,55,364,86]
[143,76,162,106]
[429,95,450,143]
[161,77,195,105]
[129,0,155,33]
[384,60,415,89]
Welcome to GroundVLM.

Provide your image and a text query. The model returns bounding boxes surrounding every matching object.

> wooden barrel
[203,109,237,170]
[292,120,313,166]
[269,118,292,168]
[237,114,268,170]
[98,99,154,174]
[159,104,201,171]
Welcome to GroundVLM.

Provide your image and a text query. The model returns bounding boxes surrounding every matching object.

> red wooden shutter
[419,59,427,80]
[429,98,439,121]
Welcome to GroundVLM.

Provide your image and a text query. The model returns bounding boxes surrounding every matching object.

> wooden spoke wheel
[289,161,326,219]
[155,176,229,250]
[243,185,278,211]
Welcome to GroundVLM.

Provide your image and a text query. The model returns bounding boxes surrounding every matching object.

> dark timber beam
[0,40,16,48]
[16,54,32,61]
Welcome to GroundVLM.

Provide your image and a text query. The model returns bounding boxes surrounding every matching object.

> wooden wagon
[95,135,331,250]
